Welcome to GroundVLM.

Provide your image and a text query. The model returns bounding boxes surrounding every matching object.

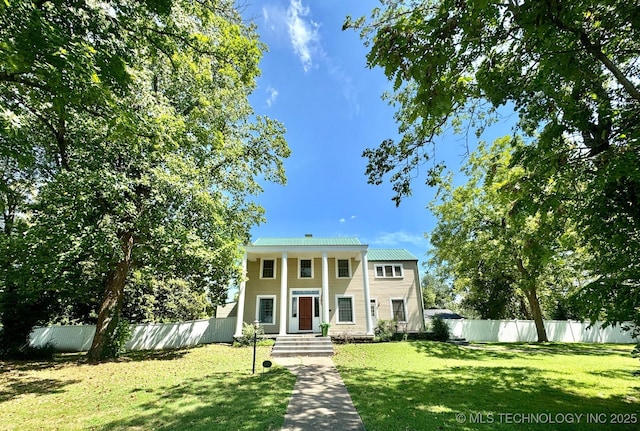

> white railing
[443,319,638,343]
[29,317,237,352]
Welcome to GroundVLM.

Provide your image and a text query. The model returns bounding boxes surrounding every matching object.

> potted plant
[320,322,330,337]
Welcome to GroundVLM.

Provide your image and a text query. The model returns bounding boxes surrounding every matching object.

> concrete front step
[272,335,334,357]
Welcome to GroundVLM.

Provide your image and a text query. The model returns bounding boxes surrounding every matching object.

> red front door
[299,297,313,330]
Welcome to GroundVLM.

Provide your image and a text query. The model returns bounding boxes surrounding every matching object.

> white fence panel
[30,325,96,352]
[446,319,638,343]
[29,317,237,352]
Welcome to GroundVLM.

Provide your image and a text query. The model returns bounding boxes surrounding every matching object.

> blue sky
[242,1,513,267]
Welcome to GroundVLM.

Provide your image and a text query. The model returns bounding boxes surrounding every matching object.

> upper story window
[336,259,351,278]
[261,259,276,279]
[375,263,403,278]
[299,259,313,278]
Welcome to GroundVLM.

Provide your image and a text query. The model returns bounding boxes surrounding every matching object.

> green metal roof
[252,237,362,246]
[367,248,418,261]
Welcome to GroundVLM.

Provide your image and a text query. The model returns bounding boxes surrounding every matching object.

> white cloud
[266,86,279,107]
[286,0,320,72]
[261,1,360,113]
[325,57,360,115]
[339,218,346,223]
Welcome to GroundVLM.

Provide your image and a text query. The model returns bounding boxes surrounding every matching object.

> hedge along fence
[444,319,639,343]
[29,317,237,353]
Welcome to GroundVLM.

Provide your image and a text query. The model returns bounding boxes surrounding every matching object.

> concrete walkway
[274,357,365,431]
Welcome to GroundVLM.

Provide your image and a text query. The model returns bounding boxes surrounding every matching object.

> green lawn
[333,342,640,431]
[0,344,295,431]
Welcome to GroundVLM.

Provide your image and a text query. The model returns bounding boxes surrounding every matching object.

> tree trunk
[524,288,549,342]
[87,231,134,362]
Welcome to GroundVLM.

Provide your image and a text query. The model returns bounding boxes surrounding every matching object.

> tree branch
[577,32,640,103]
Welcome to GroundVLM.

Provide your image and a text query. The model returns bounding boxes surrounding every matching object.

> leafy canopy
[0,0,290,356]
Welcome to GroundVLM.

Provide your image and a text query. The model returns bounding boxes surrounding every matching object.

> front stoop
[271,335,334,357]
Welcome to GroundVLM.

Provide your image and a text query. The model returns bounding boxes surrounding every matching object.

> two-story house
[233,236,424,337]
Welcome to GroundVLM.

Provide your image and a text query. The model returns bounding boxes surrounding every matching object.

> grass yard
[0,344,296,431]
[334,342,640,431]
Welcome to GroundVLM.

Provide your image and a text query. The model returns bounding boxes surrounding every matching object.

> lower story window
[336,296,354,323]
[257,295,276,325]
[391,299,406,322]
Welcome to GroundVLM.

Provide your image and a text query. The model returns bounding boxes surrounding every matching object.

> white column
[322,252,329,323]
[234,253,248,338]
[362,250,374,335]
[279,252,288,335]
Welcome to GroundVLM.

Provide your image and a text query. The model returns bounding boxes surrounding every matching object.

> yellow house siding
[288,258,322,288]
[245,258,281,334]
[369,260,424,332]
[328,258,367,334]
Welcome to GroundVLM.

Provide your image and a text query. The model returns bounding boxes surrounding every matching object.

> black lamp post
[252,319,259,374]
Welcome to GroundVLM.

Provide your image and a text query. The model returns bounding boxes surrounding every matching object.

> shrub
[104,315,132,358]
[430,316,451,342]
[374,320,396,342]
[21,342,57,360]
[234,322,264,346]
[0,341,57,360]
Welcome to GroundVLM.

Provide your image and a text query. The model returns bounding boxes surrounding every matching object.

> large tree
[429,137,584,341]
[0,0,289,360]
[346,0,640,330]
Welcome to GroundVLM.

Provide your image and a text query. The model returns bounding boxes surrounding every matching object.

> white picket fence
[444,319,638,343]
[29,317,237,352]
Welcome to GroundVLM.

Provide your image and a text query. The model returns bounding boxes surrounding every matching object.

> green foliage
[0,1,289,360]
[121,272,213,324]
[421,271,456,310]
[104,314,132,358]
[347,0,640,332]
[234,321,264,347]
[429,316,450,342]
[428,137,586,340]
[13,342,57,361]
[374,319,396,342]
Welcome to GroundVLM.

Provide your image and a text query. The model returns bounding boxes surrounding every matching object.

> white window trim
[335,295,355,324]
[335,258,352,279]
[298,258,314,279]
[389,297,408,322]
[260,258,277,279]
[256,295,277,325]
[374,263,404,278]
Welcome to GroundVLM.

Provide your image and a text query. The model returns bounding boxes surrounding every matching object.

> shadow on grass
[0,353,85,374]
[339,364,639,431]
[410,341,635,361]
[116,347,192,362]
[0,375,82,403]
[410,340,530,361]
[94,367,296,431]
